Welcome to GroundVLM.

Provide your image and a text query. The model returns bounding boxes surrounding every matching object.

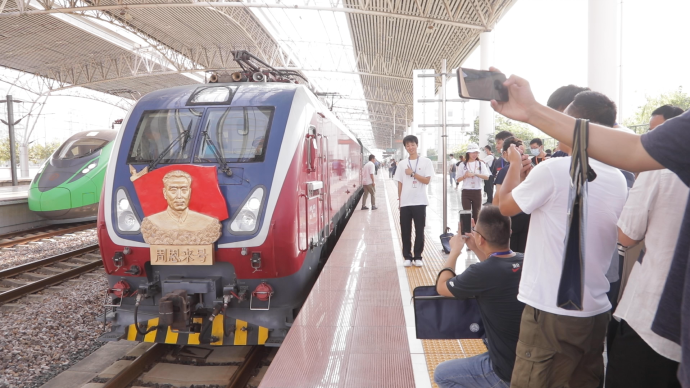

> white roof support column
[588,0,621,121]
[479,30,494,146]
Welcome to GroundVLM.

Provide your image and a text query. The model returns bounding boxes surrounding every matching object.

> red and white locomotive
[98,62,368,346]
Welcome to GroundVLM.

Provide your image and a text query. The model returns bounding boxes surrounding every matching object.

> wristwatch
[410,172,415,178]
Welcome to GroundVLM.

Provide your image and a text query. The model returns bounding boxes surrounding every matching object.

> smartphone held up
[459,210,472,238]
[457,68,509,102]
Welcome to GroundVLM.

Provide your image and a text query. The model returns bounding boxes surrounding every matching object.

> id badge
[412,180,418,188]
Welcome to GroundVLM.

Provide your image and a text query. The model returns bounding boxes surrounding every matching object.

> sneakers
[413,260,423,267]
[403,259,412,267]
[372,206,378,210]
[361,206,369,210]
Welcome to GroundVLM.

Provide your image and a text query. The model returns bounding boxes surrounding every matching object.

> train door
[300,124,323,252]
[318,120,331,238]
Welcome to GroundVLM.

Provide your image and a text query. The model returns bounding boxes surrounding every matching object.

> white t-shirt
[614,169,688,361]
[448,158,458,173]
[512,157,627,317]
[362,161,375,185]
[394,156,434,207]
[460,160,488,191]
[483,155,495,170]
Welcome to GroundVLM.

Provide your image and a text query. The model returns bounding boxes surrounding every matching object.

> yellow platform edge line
[383,180,487,388]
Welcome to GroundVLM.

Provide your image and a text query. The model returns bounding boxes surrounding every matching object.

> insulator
[232,72,248,82]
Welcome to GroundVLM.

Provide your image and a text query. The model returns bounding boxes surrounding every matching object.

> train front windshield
[57,138,109,160]
[127,109,203,164]
[197,107,273,163]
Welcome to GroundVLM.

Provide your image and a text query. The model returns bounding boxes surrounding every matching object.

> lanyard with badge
[409,158,419,188]
[467,161,479,189]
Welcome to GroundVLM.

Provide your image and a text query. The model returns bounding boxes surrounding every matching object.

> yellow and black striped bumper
[125,316,270,345]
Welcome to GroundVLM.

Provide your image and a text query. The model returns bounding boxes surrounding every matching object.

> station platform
[261,173,486,388]
[0,185,47,234]
[0,185,29,204]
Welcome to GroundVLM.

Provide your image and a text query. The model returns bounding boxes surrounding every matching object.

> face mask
[530,148,540,156]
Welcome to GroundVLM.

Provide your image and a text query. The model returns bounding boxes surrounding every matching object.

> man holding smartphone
[394,135,434,267]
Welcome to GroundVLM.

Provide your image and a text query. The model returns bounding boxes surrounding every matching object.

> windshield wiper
[201,130,233,177]
[147,120,192,171]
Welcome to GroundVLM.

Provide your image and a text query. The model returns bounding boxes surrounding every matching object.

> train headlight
[116,188,141,233]
[188,86,236,104]
[118,198,130,211]
[230,187,265,234]
[82,160,98,174]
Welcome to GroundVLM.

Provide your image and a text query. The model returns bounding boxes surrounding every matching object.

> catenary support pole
[441,59,448,233]
[479,31,494,148]
[7,95,17,186]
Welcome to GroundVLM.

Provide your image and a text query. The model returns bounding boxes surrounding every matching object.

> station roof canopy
[0,0,516,149]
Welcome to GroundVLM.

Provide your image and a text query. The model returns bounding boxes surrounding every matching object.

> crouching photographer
[434,206,525,387]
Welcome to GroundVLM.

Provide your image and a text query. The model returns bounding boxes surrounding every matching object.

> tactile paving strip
[384,180,488,387]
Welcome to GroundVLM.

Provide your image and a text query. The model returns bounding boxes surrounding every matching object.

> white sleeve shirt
[362,161,375,185]
[614,169,689,361]
[511,157,627,317]
[394,157,434,207]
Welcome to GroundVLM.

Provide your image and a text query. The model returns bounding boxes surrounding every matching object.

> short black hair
[476,206,511,247]
[403,135,418,146]
[545,149,552,155]
[502,136,523,153]
[495,131,514,141]
[568,91,617,127]
[449,153,455,157]
[368,154,376,161]
[547,85,591,111]
[484,145,492,151]
[529,138,543,147]
[651,105,684,120]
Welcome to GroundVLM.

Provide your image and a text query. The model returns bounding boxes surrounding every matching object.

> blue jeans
[434,352,510,388]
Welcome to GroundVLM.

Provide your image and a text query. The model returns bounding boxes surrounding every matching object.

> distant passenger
[547,85,590,159]
[361,154,377,210]
[394,135,433,267]
[490,131,514,189]
[649,104,685,130]
[434,206,524,388]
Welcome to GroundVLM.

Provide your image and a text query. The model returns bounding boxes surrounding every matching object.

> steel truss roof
[0,0,516,149]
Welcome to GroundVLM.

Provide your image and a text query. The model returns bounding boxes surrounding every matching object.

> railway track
[0,222,97,249]
[0,244,102,305]
[99,343,271,388]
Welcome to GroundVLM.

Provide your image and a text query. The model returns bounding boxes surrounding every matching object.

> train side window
[126,109,202,164]
[196,106,274,163]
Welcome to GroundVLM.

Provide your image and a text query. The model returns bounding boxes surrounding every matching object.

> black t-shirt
[494,164,531,252]
[492,156,507,178]
[495,163,509,185]
[642,111,690,386]
[446,253,525,382]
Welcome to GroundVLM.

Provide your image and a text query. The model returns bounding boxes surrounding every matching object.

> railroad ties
[0,222,97,249]
[0,245,102,311]
[67,343,277,388]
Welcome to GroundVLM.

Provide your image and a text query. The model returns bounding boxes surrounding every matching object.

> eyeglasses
[471,227,485,240]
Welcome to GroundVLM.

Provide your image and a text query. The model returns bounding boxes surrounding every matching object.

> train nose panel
[39,187,71,214]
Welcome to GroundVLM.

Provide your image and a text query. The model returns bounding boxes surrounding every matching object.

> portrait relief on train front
[129,165,228,265]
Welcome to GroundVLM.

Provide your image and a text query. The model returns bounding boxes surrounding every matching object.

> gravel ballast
[0,230,98,271]
[0,238,108,388]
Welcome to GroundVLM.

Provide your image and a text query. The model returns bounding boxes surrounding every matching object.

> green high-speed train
[28,130,117,222]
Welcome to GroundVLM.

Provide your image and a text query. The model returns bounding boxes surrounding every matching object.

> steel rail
[0,222,97,249]
[227,346,265,388]
[102,343,173,388]
[0,244,99,279]
[0,248,102,304]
